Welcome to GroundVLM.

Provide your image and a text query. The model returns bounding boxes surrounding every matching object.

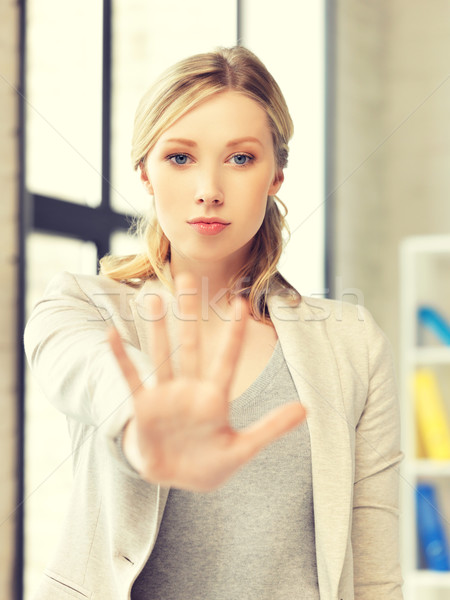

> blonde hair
[100,46,301,320]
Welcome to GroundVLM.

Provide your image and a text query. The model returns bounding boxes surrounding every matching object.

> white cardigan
[24,270,404,600]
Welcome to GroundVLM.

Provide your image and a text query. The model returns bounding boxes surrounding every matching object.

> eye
[167,153,191,165]
[229,153,254,167]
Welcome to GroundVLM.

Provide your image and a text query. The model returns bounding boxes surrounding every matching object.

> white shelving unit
[400,235,450,600]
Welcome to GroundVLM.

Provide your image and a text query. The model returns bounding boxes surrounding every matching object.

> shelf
[405,460,450,477]
[401,235,450,255]
[411,347,450,365]
[400,235,450,595]
[408,569,450,588]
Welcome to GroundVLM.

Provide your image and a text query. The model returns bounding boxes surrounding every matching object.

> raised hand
[108,272,306,492]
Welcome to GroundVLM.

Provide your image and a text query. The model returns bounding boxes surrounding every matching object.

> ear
[140,162,154,195]
[268,170,284,196]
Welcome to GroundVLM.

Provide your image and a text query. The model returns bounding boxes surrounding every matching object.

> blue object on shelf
[417,306,450,346]
[416,483,450,571]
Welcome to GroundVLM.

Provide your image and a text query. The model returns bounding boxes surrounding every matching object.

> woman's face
[142,91,284,270]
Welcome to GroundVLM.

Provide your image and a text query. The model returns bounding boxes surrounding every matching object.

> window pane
[26,0,103,206]
[110,0,238,215]
[242,0,325,295]
[110,228,143,256]
[24,233,97,600]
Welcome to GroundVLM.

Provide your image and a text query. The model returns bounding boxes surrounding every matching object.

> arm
[25,270,305,491]
[24,271,152,459]
[352,309,404,599]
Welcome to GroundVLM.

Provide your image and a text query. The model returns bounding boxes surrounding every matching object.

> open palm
[108,272,305,491]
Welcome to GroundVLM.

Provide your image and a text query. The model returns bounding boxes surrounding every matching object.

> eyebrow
[161,136,263,148]
[226,137,263,148]
[163,138,197,147]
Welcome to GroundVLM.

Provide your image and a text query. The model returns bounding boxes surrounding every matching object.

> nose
[194,167,224,205]
[196,195,223,205]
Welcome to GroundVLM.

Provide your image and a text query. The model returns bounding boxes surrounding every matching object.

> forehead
[157,91,272,144]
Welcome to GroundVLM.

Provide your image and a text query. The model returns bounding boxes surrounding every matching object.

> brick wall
[332,0,450,358]
[332,0,385,317]
[0,0,20,597]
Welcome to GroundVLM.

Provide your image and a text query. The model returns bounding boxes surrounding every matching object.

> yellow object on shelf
[414,369,450,460]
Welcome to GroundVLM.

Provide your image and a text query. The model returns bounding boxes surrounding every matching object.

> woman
[24,46,403,599]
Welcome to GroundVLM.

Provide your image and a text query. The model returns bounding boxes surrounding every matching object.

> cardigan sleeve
[24,271,154,467]
[351,306,404,599]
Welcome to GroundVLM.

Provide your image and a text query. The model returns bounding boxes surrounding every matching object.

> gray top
[132,340,319,600]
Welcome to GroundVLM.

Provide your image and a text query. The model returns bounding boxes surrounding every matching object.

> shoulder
[302,295,384,336]
[270,292,383,337]
[269,292,392,371]
[40,271,150,309]
[42,271,143,298]
[301,296,395,382]
[32,271,154,327]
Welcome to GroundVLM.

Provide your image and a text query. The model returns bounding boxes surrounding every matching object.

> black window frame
[16,2,130,598]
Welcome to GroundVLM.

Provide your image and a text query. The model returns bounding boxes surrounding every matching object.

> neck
[168,254,249,322]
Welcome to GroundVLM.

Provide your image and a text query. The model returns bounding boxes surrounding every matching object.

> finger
[208,296,249,394]
[147,294,173,383]
[175,272,200,378]
[108,328,145,395]
[232,403,306,465]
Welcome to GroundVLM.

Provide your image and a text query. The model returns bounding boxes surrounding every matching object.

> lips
[187,217,230,236]
[187,217,230,225]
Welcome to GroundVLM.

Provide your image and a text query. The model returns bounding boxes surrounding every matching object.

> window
[20,2,325,597]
